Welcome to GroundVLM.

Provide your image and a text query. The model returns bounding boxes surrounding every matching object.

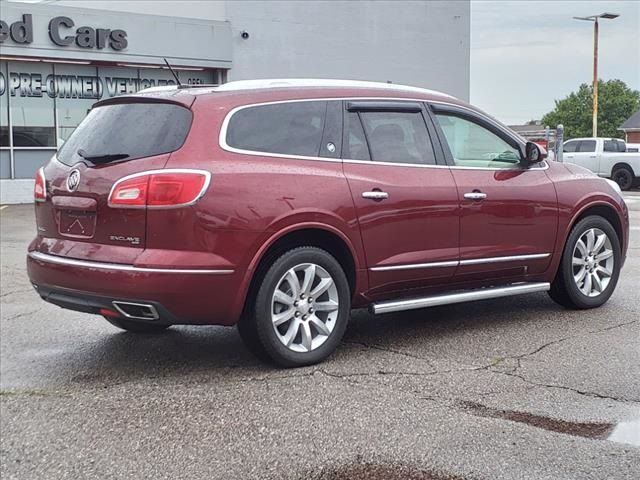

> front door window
[434,114,521,168]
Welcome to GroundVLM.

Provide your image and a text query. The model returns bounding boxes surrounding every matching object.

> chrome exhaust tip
[112,301,159,321]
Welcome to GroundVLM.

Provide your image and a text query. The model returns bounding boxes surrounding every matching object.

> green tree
[542,79,640,139]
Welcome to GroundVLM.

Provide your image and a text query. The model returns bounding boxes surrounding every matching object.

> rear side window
[57,102,192,166]
[359,111,435,165]
[578,140,596,153]
[563,141,578,153]
[604,140,617,152]
[226,101,327,157]
[344,111,370,161]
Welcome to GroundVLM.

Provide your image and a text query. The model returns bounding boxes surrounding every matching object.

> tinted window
[563,141,578,153]
[603,140,617,152]
[578,140,596,153]
[435,114,520,168]
[360,111,435,165]
[57,102,192,166]
[343,111,370,160]
[616,140,626,152]
[319,101,342,159]
[226,101,327,157]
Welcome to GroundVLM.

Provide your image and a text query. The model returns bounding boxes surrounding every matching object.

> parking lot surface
[1,193,639,479]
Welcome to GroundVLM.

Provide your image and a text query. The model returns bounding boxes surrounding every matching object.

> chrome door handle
[464,192,487,201]
[362,191,389,200]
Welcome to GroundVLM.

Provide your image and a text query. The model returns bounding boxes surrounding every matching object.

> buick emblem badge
[67,169,81,192]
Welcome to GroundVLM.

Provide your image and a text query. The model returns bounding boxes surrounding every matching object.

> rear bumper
[27,251,244,326]
[32,283,176,326]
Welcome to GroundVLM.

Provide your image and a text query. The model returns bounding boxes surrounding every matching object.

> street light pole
[592,18,599,137]
[573,12,619,138]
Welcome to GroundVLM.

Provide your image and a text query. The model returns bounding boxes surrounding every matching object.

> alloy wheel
[271,263,340,353]
[572,228,615,297]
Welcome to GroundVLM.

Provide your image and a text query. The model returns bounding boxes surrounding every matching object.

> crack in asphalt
[0,288,35,298]
[587,319,639,334]
[342,340,438,370]
[1,310,42,321]
[488,319,640,371]
[488,369,640,404]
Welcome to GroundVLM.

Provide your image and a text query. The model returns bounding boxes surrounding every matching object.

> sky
[471,0,640,125]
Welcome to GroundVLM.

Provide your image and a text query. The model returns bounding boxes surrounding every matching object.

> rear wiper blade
[77,149,130,163]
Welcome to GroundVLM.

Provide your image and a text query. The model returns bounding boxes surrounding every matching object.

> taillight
[108,169,210,209]
[34,167,46,202]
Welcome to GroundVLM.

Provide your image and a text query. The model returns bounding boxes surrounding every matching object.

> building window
[54,64,100,144]
[8,61,56,147]
[1,61,9,147]
[0,59,222,179]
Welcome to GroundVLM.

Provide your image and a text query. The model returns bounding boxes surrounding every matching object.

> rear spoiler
[92,92,195,109]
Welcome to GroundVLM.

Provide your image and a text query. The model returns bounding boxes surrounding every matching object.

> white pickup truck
[563,137,640,190]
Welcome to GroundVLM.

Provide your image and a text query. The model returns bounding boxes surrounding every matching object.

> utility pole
[592,18,599,138]
[573,12,619,138]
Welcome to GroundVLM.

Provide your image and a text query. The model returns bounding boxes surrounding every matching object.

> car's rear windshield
[57,102,192,166]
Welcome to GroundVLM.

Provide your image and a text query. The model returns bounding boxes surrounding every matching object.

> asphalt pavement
[1,193,639,480]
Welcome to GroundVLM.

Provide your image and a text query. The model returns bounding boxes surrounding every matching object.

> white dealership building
[0,0,470,203]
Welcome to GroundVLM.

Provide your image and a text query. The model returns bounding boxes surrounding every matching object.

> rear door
[342,101,459,299]
[34,99,193,263]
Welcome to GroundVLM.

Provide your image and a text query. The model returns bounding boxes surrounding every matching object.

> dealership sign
[0,14,128,51]
[0,71,199,99]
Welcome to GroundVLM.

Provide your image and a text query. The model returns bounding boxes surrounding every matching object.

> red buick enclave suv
[27,79,629,366]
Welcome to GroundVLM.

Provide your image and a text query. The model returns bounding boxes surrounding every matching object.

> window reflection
[8,62,56,147]
[0,62,8,147]
[3,62,216,151]
[55,64,99,144]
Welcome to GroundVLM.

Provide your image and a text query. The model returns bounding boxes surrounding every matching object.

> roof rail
[214,78,456,98]
[137,79,456,99]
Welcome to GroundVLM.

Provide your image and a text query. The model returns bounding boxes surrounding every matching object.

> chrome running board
[371,282,551,315]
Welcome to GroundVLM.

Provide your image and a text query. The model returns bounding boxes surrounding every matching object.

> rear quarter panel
[157,95,366,321]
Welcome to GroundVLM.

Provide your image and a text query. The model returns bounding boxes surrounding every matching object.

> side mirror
[522,141,547,166]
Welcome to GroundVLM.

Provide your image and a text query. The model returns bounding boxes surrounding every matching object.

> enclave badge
[66,169,80,192]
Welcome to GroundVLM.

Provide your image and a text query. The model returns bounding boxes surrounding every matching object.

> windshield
[57,102,192,166]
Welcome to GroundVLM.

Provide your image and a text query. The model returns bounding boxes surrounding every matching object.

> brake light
[108,170,210,208]
[34,167,46,202]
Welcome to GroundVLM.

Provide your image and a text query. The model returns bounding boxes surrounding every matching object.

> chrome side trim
[371,260,459,272]
[372,282,551,314]
[343,158,548,171]
[370,253,551,272]
[28,251,234,275]
[112,301,160,321]
[459,253,550,266]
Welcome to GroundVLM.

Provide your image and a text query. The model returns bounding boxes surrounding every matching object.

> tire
[548,215,621,309]
[239,246,351,367]
[612,166,634,191]
[104,316,171,333]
